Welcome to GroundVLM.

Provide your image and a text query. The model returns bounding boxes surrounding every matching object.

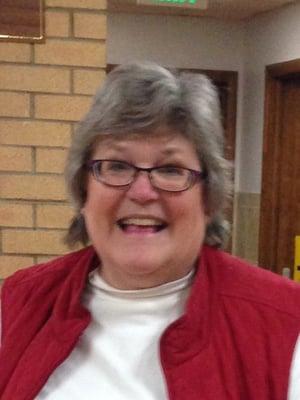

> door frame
[259,58,300,270]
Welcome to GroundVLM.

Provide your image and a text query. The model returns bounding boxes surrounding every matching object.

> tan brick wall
[0,1,107,279]
[73,68,106,94]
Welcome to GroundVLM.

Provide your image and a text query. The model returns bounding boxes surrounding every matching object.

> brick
[0,65,70,93]
[45,10,70,37]
[35,94,91,121]
[0,255,35,278]
[45,0,106,9]
[0,203,33,227]
[0,92,30,117]
[73,68,105,95]
[36,255,58,264]
[36,204,74,228]
[0,42,31,62]
[0,146,32,172]
[0,174,66,201]
[34,39,106,68]
[0,120,71,147]
[36,148,67,173]
[2,229,69,255]
[74,13,106,39]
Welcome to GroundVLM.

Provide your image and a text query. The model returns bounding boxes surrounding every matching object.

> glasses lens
[97,160,134,185]
[151,166,190,191]
[90,161,200,192]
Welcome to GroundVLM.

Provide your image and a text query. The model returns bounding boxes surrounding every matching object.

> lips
[117,217,167,233]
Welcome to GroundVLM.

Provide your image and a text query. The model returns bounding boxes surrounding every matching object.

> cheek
[83,179,115,222]
[170,189,207,231]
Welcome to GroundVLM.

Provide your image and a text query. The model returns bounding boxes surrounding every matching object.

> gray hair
[65,62,232,248]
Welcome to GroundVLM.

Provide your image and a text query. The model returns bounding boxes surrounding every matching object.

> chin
[121,253,168,275]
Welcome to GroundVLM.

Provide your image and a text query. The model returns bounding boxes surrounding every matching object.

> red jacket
[1,245,300,400]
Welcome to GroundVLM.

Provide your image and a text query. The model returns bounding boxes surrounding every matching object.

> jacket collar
[160,245,218,365]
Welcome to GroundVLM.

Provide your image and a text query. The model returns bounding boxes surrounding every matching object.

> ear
[204,213,211,226]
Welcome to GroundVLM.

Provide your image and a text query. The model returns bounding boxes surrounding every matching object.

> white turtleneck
[37,269,194,400]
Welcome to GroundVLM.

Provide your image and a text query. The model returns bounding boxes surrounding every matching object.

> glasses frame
[85,159,207,192]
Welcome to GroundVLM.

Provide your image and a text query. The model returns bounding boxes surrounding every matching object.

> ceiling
[108,0,297,20]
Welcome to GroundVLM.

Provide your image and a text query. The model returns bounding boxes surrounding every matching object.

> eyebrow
[100,141,184,156]
[160,147,182,156]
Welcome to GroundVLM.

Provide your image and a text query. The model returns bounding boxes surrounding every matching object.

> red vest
[1,245,300,400]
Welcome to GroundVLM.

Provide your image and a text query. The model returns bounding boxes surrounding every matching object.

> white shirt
[37,269,194,399]
[288,335,300,399]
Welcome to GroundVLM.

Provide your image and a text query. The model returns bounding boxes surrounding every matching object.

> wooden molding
[267,58,300,78]
[259,59,300,270]
[0,0,44,43]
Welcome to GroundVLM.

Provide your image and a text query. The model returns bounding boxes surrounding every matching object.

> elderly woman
[1,62,300,400]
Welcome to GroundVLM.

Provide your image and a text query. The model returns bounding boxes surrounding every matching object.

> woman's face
[82,127,209,289]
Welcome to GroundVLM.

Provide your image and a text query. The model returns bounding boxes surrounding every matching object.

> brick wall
[0,0,107,279]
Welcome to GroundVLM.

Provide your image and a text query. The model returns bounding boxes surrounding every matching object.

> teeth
[120,218,163,226]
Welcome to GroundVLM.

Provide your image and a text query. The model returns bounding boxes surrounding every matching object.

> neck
[98,265,196,290]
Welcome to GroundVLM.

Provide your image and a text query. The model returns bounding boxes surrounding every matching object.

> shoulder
[1,246,97,340]
[2,246,96,291]
[203,245,300,319]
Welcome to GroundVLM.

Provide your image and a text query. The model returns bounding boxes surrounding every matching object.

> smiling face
[82,127,209,289]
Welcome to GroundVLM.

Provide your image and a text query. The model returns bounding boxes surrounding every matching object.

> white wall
[107,3,300,193]
[107,13,245,190]
[107,13,245,70]
[241,2,300,193]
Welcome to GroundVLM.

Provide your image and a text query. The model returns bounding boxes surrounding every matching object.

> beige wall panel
[74,13,107,39]
[0,204,33,228]
[0,256,35,278]
[0,147,32,172]
[36,255,60,264]
[233,192,260,264]
[34,94,91,121]
[0,0,107,268]
[45,0,106,9]
[2,229,69,255]
[0,65,71,93]
[0,92,30,117]
[73,69,106,95]
[0,175,66,201]
[36,148,67,173]
[0,42,31,63]
[34,39,106,68]
[0,120,72,147]
[36,204,74,229]
[45,10,71,37]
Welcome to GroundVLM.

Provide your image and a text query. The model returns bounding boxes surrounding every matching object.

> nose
[126,170,160,203]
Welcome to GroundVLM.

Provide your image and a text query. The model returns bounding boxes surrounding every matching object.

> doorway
[259,59,300,275]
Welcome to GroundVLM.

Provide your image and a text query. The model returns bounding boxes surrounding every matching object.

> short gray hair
[65,62,232,248]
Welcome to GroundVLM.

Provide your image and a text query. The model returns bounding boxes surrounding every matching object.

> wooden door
[276,77,300,274]
[180,69,237,164]
[259,60,300,275]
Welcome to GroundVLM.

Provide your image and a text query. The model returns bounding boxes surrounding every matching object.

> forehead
[92,128,197,158]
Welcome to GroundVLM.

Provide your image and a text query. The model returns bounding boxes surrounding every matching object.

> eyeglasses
[85,159,207,192]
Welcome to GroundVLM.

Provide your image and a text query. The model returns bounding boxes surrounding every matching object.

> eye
[92,161,102,174]
[157,166,186,176]
[105,160,132,172]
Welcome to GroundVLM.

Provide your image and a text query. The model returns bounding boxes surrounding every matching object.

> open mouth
[117,217,167,234]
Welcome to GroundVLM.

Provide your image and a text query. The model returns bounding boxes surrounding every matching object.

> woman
[1,62,300,400]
